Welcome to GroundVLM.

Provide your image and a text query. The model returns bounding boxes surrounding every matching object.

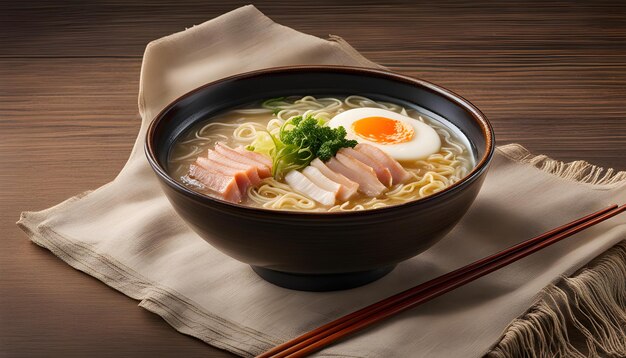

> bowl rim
[145,65,495,218]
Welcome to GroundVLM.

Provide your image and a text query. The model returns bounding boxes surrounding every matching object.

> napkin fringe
[487,241,626,358]
[497,144,626,187]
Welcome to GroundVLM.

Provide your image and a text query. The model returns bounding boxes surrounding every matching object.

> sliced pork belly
[301,166,340,197]
[207,150,262,185]
[196,157,252,194]
[327,154,387,197]
[355,143,412,185]
[234,146,273,169]
[284,170,335,206]
[215,143,271,178]
[339,147,392,187]
[310,158,358,201]
[188,164,242,203]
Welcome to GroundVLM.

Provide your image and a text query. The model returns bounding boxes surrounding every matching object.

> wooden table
[2,1,625,356]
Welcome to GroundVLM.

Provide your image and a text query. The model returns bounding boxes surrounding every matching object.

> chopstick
[257,204,625,358]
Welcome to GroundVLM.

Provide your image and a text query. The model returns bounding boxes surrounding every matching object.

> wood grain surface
[1,1,625,357]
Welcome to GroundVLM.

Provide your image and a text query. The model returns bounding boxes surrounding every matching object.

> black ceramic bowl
[146,66,494,291]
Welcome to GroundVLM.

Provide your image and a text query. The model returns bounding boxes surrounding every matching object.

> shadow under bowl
[145,66,495,291]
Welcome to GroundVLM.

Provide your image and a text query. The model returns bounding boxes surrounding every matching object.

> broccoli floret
[268,114,357,179]
[318,138,358,161]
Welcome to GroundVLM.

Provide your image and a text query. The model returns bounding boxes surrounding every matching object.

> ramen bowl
[145,66,494,291]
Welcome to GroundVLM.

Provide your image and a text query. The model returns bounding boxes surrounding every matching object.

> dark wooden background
[1,1,625,356]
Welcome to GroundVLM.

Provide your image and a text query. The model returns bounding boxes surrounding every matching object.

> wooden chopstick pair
[257,204,625,358]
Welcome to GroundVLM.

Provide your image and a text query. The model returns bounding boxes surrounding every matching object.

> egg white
[327,108,441,161]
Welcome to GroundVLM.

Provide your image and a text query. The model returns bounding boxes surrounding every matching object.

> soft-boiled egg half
[327,108,441,161]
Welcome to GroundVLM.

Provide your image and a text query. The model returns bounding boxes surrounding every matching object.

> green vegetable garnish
[246,131,274,157]
[248,114,357,180]
[262,97,288,115]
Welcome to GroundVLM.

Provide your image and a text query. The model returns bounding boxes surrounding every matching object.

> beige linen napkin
[18,5,626,357]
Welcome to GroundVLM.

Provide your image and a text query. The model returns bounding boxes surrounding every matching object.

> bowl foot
[250,265,395,291]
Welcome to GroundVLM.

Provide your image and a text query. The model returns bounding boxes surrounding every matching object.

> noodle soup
[168,95,474,212]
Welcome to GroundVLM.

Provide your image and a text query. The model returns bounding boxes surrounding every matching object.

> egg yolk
[351,116,414,144]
